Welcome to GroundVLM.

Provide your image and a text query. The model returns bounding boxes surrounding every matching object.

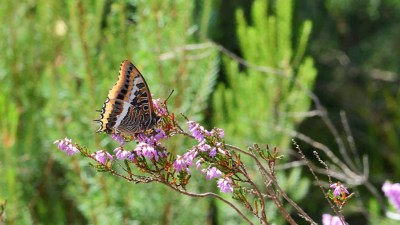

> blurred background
[1,0,399,224]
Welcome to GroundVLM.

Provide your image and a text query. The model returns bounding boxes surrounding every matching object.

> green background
[1,0,399,224]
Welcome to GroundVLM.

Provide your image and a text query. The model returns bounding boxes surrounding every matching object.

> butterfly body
[96,60,159,135]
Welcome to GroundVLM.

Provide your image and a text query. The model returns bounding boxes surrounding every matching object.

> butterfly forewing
[96,60,159,135]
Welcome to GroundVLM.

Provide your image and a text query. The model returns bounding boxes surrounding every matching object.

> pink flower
[54,137,79,156]
[152,98,167,116]
[330,182,349,197]
[187,121,205,141]
[195,159,204,170]
[322,214,346,225]
[92,150,113,165]
[382,181,400,213]
[136,129,167,146]
[217,177,233,193]
[197,141,211,152]
[203,167,222,180]
[173,155,189,173]
[111,134,125,146]
[113,147,131,160]
[135,142,162,161]
[183,149,198,166]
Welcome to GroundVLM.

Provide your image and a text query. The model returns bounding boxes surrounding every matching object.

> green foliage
[0,0,218,224]
[2,0,398,224]
[213,0,317,149]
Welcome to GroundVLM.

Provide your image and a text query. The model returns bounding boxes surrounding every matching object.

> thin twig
[226,144,313,225]
[165,185,255,225]
[340,111,362,168]
[292,140,342,224]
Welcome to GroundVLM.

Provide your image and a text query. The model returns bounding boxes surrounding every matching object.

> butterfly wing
[97,60,159,135]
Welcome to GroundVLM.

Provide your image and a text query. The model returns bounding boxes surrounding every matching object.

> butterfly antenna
[166,89,174,102]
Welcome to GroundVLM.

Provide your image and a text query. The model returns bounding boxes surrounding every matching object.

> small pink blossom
[322,214,346,225]
[152,98,167,116]
[203,167,222,180]
[197,141,211,152]
[111,134,125,146]
[54,137,79,156]
[187,121,205,141]
[195,159,204,170]
[135,142,164,161]
[382,181,400,213]
[209,147,217,157]
[217,177,233,193]
[113,147,131,160]
[92,150,113,165]
[173,155,189,173]
[330,182,349,197]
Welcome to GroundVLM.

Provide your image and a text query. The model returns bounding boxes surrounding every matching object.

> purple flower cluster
[187,121,225,142]
[330,182,349,197]
[136,128,167,145]
[217,177,233,193]
[173,121,226,172]
[187,120,207,141]
[187,121,226,158]
[134,142,167,161]
[382,181,400,213]
[203,167,222,180]
[91,150,113,165]
[113,147,132,160]
[152,98,168,116]
[322,214,346,225]
[54,137,79,156]
[171,121,231,193]
[173,149,198,173]
[111,134,125,146]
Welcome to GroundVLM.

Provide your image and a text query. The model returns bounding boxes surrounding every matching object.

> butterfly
[95,60,160,135]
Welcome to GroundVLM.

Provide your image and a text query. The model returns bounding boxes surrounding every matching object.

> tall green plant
[213,0,317,149]
[212,1,315,223]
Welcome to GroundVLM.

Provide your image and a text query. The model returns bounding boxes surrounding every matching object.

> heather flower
[152,98,167,116]
[92,150,113,165]
[182,149,198,166]
[209,147,217,157]
[173,155,189,173]
[197,141,211,152]
[135,142,160,161]
[217,128,224,138]
[54,137,79,156]
[211,128,225,138]
[113,147,131,160]
[127,152,135,161]
[136,129,167,146]
[203,167,222,180]
[154,129,167,141]
[382,181,400,213]
[195,158,203,169]
[111,134,125,146]
[136,134,148,144]
[217,177,233,193]
[322,214,346,225]
[187,121,205,141]
[330,182,349,197]
[216,142,226,155]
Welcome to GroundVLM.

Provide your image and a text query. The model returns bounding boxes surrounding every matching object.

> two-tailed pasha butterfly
[95,60,160,135]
